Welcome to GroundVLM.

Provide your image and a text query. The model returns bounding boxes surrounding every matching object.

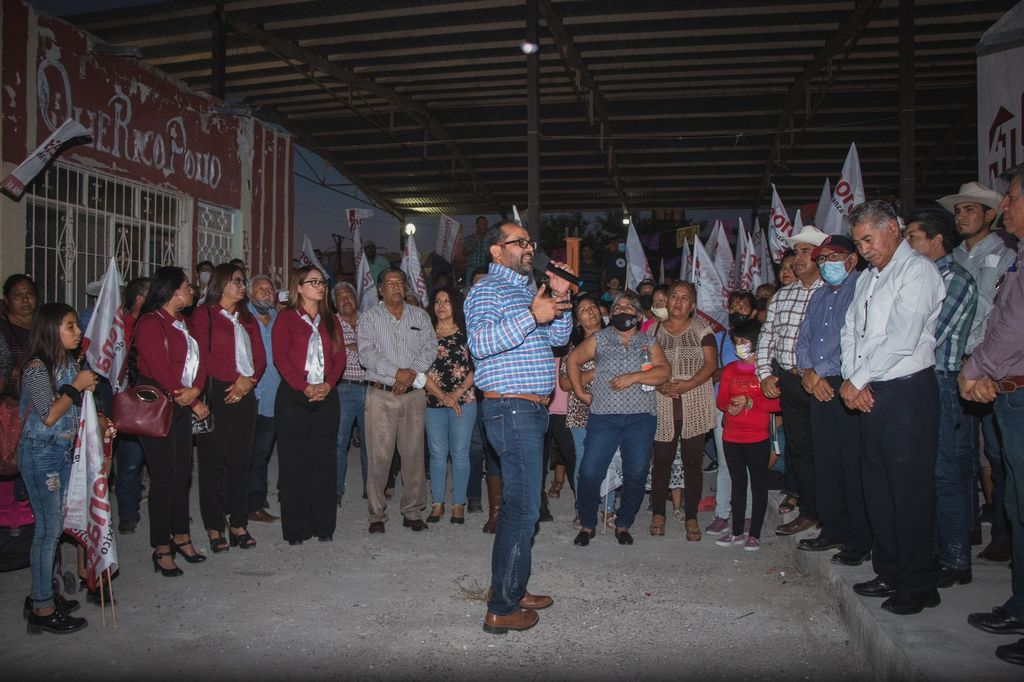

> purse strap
[118,311,169,388]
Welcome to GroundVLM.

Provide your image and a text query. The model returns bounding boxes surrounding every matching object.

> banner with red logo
[82,259,127,388]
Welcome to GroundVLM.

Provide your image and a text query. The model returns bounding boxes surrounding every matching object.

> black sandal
[208,532,230,553]
[171,539,207,563]
[229,529,257,549]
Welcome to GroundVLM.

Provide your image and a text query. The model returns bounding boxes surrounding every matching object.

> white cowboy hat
[785,224,828,247]
[85,280,103,297]
[937,181,1003,214]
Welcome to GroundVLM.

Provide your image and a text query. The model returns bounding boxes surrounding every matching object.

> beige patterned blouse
[653,318,716,441]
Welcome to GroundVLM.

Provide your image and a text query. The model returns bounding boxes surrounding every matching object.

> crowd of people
[2,166,1023,667]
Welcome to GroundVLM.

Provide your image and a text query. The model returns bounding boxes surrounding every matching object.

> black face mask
[251,300,274,314]
[610,313,639,331]
[728,312,749,329]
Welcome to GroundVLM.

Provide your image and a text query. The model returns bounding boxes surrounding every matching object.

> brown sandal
[778,495,798,515]
[649,514,666,536]
[685,519,702,542]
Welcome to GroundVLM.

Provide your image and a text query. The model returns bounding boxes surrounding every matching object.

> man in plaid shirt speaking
[465,221,574,635]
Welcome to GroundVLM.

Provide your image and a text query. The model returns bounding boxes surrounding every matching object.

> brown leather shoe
[483,608,539,635]
[775,515,818,536]
[248,509,280,523]
[485,589,554,610]
[978,538,1011,562]
[368,521,385,534]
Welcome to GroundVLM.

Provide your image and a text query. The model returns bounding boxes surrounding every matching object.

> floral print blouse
[426,330,476,408]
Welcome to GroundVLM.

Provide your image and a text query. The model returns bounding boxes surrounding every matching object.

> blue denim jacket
[19,361,79,445]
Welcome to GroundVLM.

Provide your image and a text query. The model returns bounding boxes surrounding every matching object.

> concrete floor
[3,455,869,680]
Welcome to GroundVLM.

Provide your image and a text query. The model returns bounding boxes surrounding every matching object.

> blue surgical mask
[820,260,850,286]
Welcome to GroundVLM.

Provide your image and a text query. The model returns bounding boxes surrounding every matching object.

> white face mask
[198,271,211,286]
[651,306,668,320]
[735,342,754,360]
[601,315,610,325]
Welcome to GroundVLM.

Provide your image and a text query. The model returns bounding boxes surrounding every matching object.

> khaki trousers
[365,385,427,523]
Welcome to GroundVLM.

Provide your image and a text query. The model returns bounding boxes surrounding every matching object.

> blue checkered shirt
[465,263,572,394]
[934,255,977,372]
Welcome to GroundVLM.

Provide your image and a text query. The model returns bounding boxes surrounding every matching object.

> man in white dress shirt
[840,200,946,616]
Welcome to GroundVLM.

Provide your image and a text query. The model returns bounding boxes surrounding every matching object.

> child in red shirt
[714,320,780,551]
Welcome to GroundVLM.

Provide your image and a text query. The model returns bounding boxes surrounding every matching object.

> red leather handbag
[113,384,173,438]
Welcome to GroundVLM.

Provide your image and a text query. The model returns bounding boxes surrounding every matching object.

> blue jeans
[571,427,612,513]
[994,389,1024,619]
[18,434,73,609]
[425,403,477,505]
[248,415,276,512]
[935,372,971,569]
[482,398,547,616]
[336,382,368,497]
[578,413,657,531]
[114,435,145,523]
[961,401,1009,540]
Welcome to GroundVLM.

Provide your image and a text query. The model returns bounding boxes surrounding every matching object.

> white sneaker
[715,533,746,547]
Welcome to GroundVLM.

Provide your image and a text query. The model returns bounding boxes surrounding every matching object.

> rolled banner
[1,119,92,200]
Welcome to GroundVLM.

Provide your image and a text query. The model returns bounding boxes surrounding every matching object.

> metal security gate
[196,201,243,268]
[25,163,187,311]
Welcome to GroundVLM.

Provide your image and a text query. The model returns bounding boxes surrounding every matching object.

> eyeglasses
[230,278,247,287]
[301,279,327,288]
[500,238,537,251]
[815,253,850,265]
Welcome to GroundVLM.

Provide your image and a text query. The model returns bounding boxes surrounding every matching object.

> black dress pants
[197,378,257,531]
[276,383,340,542]
[724,439,771,538]
[861,369,939,597]
[810,375,872,553]
[138,398,193,548]
[778,368,817,519]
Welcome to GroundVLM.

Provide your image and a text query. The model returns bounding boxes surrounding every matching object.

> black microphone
[545,263,582,288]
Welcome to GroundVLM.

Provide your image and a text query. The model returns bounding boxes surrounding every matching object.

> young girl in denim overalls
[18,302,97,635]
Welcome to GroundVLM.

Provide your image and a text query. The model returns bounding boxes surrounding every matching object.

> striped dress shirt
[755,278,824,381]
[933,255,977,372]
[952,232,1016,353]
[357,301,437,386]
[465,262,572,395]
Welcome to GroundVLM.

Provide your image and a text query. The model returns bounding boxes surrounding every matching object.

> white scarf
[171,318,200,386]
[300,312,325,384]
[220,308,255,376]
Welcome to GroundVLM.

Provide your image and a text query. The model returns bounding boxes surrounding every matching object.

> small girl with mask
[714,319,780,551]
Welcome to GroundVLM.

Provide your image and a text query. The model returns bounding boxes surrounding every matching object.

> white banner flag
[349,224,379,311]
[1,119,92,199]
[711,222,734,287]
[679,235,692,282]
[705,220,723,261]
[794,208,804,231]
[82,259,127,388]
[347,208,374,236]
[434,214,462,263]
[736,226,754,291]
[63,393,118,592]
[752,219,771,290]
[600,449,623,499]
[822,143,865,235]
[625,220,653,291]
[401,234,428,307]
[769,184,794,264]
[814,178,832,232]
[692,237,728,332]
[658,257,665,285]
[512,204,523,226]
[300,235,330,278]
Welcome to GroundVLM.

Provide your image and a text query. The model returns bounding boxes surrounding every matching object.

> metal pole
[898,0,915,211]
[526,0,540,240]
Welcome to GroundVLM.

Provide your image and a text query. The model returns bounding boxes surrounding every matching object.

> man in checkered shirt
[756,224,826,536]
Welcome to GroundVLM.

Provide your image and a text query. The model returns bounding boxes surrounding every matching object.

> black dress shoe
[23,593,80,619]
[831,547,871,566]
[881,590,940,615]
[573,529,596,547]
[151,551,183,577]
[539,509,554,523]
[797,536,843,552]
[117,519,137,535]
[853,577,897,598]
[368,522,385,534]
[968,607,1024,635]
[403,518,428,531]
[995,638,1024,666]
[615,529,634,545]
[288,539,304,546]
[26,609,88,635]
[936,565,972,588]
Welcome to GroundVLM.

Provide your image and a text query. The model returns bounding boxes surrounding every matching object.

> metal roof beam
[225,17,503,215]
[539,0,628,211]
[753,0,885,210]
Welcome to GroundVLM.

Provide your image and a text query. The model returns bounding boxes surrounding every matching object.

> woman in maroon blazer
[191,263,267,553]
[272,265,346,544]
[132,266,208,576]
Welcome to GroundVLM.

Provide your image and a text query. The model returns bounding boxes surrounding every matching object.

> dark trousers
[114,434,145,523]
[994,389,1024,619]
[276,383,340,542]
[545,414,576,494]
[138,403,193,548]
[248,415,276,513]
[961,401,1010,541]
[651,425,705,519]
[862,369,939,597]
[778,369,816,519]
[197,379,257,531]
[810,375,872,553]
[724,439,771,538]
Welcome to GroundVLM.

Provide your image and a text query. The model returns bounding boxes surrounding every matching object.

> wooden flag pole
[105,568,117,628]
[565,236,581,293]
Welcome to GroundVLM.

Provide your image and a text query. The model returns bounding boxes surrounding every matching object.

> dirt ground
[3,454,871,680]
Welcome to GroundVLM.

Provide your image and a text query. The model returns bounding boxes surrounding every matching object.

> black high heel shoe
[208,532,230,553]
[151,551,183,577]
[171,539,207,563]
[229,529,257,549]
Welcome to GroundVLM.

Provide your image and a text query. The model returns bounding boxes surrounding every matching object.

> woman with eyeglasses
[191,263,266,553]
[272,266,346,544]
[132,266,209,576]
